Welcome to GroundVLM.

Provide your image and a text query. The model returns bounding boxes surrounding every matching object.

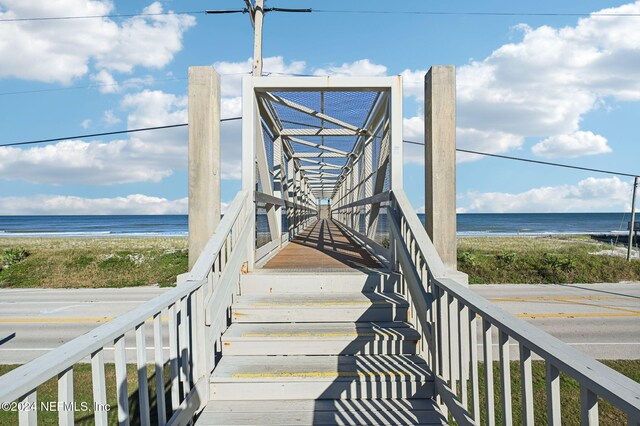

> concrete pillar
[188,67,220,269]
[425,66,458,270]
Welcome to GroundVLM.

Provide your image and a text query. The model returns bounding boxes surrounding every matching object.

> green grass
[2,360,637,425]
[1,235,638,288]
[457,236,640,284]
[0,238,187,289]
[460,360,640,425]
[0,363,173,426]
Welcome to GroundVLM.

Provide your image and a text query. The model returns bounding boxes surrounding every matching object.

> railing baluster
[580,385,599,425]
[58,367,74,426]
[469,309,480,424]
[91,349,108,426]
[449,297,460,395]
[154,313,167,426]
[458,303,469,410]
[546,361,561,425]
[483,318,496,426]
[136,323,151,426]
[519,344,534,426]
[439,288,450,383]
[179,297,192,393]
[499,331,513,426]
[18,390,36,425]
[114,335,130,426]
[168,303,180,411]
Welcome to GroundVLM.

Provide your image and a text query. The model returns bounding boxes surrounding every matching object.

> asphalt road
[0,283,638,364]
[0,287,168,364]
[472,283,640,360]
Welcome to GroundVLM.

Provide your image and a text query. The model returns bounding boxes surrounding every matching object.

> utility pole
[627,176,638,261]
[206,3,309,76]
[243,0,264,76]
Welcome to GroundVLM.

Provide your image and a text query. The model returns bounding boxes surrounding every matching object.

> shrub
[0,248,30,270]
[458,251,478,267]
[496,251,517,265]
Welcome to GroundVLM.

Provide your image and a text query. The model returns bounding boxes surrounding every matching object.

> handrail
[436,276,640,417]
[388,188,640,425]
[0,277,205,403]
[189,191,249,280]
[0,190,251,426]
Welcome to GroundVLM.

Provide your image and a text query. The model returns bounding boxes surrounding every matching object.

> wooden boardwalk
[262,219,381,270]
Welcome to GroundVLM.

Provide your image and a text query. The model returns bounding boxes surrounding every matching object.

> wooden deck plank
[263,219,381,270]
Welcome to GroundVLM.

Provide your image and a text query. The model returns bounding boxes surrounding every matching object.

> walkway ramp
[196,222,446,425]
[262,219,381,270]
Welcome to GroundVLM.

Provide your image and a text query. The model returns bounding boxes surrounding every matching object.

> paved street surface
[0,287,168,364]
[0,283,638,364]
[472,283,640,360]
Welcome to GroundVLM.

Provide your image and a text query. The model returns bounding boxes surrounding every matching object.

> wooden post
[188,67,221,269]
[627,176,638,261]
[425,66,458,270]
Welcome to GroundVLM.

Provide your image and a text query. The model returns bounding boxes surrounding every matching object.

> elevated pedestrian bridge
[1,72,639,425]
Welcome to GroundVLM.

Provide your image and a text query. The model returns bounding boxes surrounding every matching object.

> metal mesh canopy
[256,88,389,200]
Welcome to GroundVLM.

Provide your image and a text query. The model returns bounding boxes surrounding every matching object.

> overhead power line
[5,8,640,23]
[1,120,636,178]
[403,139,638,178]
[0,118,240,148]
[0,7,312,23]
[0,11,205,22]
[313,9,640,18]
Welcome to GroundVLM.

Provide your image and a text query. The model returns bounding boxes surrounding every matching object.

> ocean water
[0,212,634,238]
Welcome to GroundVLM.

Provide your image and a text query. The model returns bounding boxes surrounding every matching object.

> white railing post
[57,368,74,426]
[580,385,599,426]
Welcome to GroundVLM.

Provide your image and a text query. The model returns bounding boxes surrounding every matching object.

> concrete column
[425,66,458,270]
[188,66,220,270]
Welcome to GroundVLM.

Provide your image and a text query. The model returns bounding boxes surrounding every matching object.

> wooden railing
[0,190,252,426]
[387,189,640,426]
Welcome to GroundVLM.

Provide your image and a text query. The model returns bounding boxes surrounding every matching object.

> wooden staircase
[196,270,446,425]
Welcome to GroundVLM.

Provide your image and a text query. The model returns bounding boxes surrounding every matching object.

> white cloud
[460,176,632,213]
[81,119,92,129]
[0,89,187,185]
[214,56,307,98]
[402,2,640,159]
[314,59,387,77]
[0,87,246,185]
[402,115,523,165]
[102,110,121,126]
[0,1,195,84]
[91,70,119,93]
[531,131,611,158]
[457,128,524,162]
[0,194,188,215]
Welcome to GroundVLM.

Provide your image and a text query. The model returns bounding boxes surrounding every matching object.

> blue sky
[0,0,639,214]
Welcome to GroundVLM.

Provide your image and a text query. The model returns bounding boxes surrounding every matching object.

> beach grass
[0,238,187,289]
[1,235,639,288]
[458,236,640,284]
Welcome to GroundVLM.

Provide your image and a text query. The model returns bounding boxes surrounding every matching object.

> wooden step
[222,322,421,355]
[196,399,446,425]
[210,355,434,400]
[240,270,399,294]
[231,292,409,323]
